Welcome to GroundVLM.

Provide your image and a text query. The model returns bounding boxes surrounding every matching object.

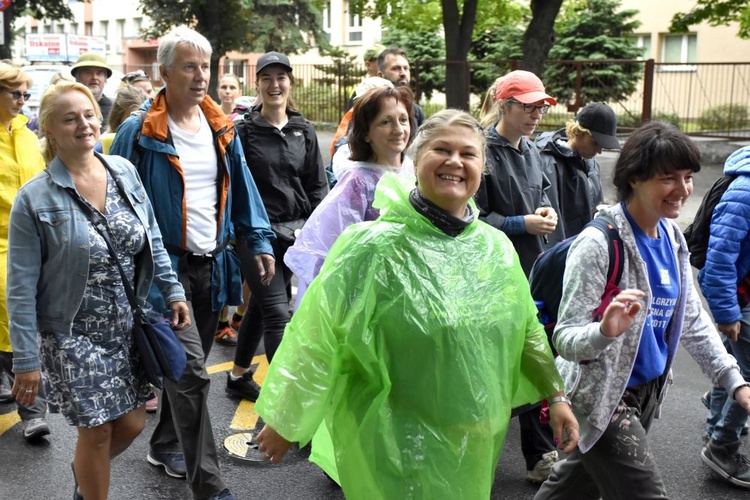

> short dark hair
[613,121,701,202]
[377,48,409,73]
[348,86,415,162]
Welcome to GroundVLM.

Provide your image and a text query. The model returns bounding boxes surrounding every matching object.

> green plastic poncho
[255,173,563,499]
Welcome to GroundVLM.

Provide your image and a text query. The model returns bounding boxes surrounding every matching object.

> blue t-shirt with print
[624,206,680,387]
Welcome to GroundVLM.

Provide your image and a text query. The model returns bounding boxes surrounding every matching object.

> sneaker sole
[147,453,187,479]
[225,387,258,402]
[701,448,750,488]
[23,427,51,441]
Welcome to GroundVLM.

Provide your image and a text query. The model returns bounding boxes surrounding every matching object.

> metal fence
[114,59,750,138]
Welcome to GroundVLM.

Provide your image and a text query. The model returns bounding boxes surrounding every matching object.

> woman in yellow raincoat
[255,109,578,498]
[0,62,49,440]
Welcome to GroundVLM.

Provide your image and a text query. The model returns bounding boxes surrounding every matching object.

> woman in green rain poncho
[255,109,579,499]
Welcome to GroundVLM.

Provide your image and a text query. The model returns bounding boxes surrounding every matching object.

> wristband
[548,395,572,407]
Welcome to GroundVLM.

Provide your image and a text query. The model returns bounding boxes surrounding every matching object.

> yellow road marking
[206,354,269,431]
[0,410,20,435]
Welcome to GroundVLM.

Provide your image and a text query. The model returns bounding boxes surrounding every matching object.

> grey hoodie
[554,203,744,453]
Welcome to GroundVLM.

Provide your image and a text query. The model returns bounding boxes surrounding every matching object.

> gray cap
[255,52,292,75]
[576,102,620,150]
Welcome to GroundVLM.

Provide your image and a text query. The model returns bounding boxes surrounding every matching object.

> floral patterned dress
[40,174,151,427]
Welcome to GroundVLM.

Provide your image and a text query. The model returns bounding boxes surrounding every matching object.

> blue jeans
[706,304,750,445]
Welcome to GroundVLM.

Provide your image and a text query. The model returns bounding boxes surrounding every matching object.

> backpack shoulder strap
[587,215,624,287]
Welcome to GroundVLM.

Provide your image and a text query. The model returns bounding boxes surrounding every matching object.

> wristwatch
[548,395,572,407]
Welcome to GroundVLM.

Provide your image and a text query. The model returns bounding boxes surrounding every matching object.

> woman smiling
[254,109,578,499]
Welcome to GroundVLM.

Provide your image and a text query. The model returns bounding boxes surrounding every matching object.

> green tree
[671,0,750,38]
[353,0,556,110]
[543,0,642,107]
[0,0,76,60]
[139,0,328,100]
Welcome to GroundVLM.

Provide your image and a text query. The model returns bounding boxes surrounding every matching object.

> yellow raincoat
[256,173,563,499]
[0,114,45,352]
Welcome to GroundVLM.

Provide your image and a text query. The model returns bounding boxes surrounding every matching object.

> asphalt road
[0,141,747,499]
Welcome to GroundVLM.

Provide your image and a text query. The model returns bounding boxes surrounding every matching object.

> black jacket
[236,105,328,223]
[535,129,604,247]
[475,126,551,276]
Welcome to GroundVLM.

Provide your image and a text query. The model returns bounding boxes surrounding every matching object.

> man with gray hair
[111,26,275,500]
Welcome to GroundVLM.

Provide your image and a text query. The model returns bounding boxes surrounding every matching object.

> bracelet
[548,395,572,407]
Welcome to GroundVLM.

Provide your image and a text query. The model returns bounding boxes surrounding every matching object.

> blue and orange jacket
[110,89,275,313]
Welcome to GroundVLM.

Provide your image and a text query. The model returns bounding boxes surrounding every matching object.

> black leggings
[234,238,293,369]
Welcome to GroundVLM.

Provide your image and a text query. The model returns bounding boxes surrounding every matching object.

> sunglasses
[122,70,148,83]
[509,99,550,115]
[3,89,31,101]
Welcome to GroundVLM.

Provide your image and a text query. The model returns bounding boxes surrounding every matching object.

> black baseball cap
[575,102,620,150]
[255,52,292,75]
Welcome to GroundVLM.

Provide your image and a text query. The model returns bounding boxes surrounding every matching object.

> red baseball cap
[495,70,556,105]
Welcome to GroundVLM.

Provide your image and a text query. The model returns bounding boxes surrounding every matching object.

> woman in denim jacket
[8,81,190,500]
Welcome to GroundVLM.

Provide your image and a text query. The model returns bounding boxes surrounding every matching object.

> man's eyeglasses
[509,99,550,115]
[122,70,148,83]
[2,89,31,101]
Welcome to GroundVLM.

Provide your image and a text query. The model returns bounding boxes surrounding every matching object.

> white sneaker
[526,450,558,484]
[22,417,50,442]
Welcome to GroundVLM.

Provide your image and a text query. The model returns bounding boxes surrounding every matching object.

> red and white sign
[0,0,12,13]
[25,34,106,62]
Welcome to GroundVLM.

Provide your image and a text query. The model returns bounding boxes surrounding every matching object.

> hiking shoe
[22,418,50,442]
[208,489,236,500]
[215,326,238,346]
[701,390,711,410]
[526,450,558,484]
[147,450,187,479]
[145,389,159,413]
[701,439,750,488]
[226,372,261,402]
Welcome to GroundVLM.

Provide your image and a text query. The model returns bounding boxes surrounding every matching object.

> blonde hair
[565,119,593,140]
[0,62,33,89]
[39,81,101,164]
[408,109,487,173]
[478,77,503,129]
[108,85,147,133]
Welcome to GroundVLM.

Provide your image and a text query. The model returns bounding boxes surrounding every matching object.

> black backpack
[529,215,624,355]
[683,174,737,270]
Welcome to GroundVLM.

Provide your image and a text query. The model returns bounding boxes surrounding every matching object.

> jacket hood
[535,129,576,159]
[724,145,750,176]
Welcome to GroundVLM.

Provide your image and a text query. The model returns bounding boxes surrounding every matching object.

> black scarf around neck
[409,189,473,237]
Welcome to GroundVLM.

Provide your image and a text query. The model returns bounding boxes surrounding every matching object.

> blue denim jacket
[8,153,185,373]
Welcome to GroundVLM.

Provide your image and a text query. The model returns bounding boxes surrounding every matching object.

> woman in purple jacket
[285,85,416,307]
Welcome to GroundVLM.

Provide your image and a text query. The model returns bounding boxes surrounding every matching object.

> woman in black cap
[227,52,328,401]
[535,102,620,246]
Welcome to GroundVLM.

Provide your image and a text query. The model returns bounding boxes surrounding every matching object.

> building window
[116,19,125,53]
[99,20,109,39]
[70,22,78,34]
[629,34,651,60]
[662,33,696,63]
[43,24,52,34]
[133,17,143,36]
[347,9,363,43]
[30,26,38,34]
[85,22,93,36]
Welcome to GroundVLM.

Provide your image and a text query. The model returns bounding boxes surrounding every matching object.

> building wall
[623,0,750,63]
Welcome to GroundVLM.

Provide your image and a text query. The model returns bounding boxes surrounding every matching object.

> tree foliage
[543,0,642,107]
[671,0,750,39]
[1,0,77,60]
[138,0,328,98]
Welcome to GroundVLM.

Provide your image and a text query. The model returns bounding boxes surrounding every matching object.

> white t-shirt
[168,111,219,254]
